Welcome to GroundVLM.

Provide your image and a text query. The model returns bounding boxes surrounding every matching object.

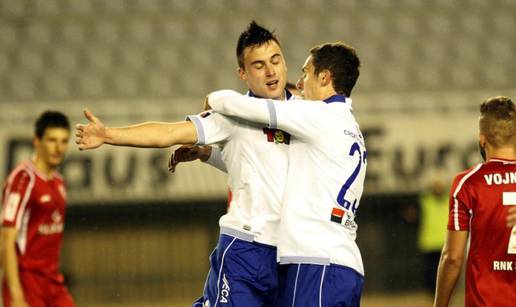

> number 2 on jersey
[504,192,516,254]
[336,142,366,214]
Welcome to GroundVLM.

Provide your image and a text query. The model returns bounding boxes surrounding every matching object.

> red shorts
[2,271,75,307]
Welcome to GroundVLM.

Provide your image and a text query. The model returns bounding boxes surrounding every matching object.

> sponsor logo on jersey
[38,210,64,235]
[263,128,290,144]
[220,273,230,303]
[330,207,358,231]
[40,194,51,203]
[331,207,345,223]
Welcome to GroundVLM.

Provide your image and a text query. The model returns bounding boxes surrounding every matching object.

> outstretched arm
[75,109,198,150]
[433,230,468,307]
[208,90,320,139]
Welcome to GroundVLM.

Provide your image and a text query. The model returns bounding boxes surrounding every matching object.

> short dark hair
[479,96,515,148]
[309,42,360,97]
[236,21,280,69]
[34,111,70,139]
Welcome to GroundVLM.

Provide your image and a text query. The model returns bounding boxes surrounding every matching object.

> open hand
[75,109,107,151]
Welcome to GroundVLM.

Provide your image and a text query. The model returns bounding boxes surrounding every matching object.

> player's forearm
[433,253,463,307]
[105,121,197,148]
[3,242,24,299]
[209,90,270,125]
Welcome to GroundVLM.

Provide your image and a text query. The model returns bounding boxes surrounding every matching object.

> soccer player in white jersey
[206,42,365,306]
[76,22,295,306]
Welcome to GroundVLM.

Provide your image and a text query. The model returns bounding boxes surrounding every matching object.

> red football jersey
[448,158,516,307]
[1,161,67,280]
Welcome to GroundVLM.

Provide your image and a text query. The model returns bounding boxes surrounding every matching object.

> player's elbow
[440,250,464,269]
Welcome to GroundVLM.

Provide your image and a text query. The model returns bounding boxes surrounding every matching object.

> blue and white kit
[209,90,367,306]
[189,90,295,306]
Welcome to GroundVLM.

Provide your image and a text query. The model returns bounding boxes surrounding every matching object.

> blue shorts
[193,231,278,307]
[276,263,364,307]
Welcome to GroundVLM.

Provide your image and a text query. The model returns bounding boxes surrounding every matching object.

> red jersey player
[1,111,74,307]
[434,96,516,307]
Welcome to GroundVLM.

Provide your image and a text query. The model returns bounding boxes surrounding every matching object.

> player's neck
[486,146,516,161]
[320,89,339,101]
[32,156,57,177]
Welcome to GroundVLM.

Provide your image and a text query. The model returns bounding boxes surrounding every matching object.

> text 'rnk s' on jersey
[209,90,366,275]
[186,92,294,246]
[1,161,67,278]
[448,159,516,306]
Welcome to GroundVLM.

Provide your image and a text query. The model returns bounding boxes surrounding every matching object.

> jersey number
[504,192,516,254]
[336,142,366,215]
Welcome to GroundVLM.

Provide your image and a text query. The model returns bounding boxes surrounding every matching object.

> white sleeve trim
[452,163,483,231]
[204,146,227,173]
[266,99,277,129]
[186,115,206,145]
[15,171,35,229]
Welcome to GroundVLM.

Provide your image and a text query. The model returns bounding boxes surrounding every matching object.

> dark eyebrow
[271,53,281,59]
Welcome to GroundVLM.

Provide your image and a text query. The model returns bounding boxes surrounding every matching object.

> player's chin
[49,157,64,167]
[264,86,283,99]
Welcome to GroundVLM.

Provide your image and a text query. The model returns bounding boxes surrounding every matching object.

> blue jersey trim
[186,115,205,145]
[266,99,278,129]
[324,94,347,104]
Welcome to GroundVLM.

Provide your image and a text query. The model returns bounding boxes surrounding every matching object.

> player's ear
[478,133,486,147]
[320,69,331,86]
[238,67,247,81]
[32,136,40,149]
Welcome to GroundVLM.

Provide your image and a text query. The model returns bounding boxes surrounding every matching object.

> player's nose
[265,63,275,76]
[296,78,304,90]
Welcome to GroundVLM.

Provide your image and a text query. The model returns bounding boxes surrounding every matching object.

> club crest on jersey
[263,128,290,144]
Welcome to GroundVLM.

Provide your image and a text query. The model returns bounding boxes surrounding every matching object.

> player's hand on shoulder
[507,206,516,228]
[75,109,107,151]
[168,145,212,173]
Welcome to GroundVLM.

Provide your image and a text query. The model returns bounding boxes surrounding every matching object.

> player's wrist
[199,146,212,162]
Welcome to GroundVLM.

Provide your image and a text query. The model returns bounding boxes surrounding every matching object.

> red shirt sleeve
[2,169,34,228]
[447,172,473,231]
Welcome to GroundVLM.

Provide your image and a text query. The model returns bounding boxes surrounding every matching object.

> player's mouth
[266,80,279,90]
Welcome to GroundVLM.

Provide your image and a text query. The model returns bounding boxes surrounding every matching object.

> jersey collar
[488,158,516,163]
[26,160,53,181]
[323,94,347,104]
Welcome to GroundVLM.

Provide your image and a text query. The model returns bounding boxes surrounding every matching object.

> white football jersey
[187,90,295,246]
[209,90,366,275]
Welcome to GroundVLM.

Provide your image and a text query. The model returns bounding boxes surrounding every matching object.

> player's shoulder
[7,161,34,183]
[53,172,65,183]
[188,110,235,124]
[451,163,485,192]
